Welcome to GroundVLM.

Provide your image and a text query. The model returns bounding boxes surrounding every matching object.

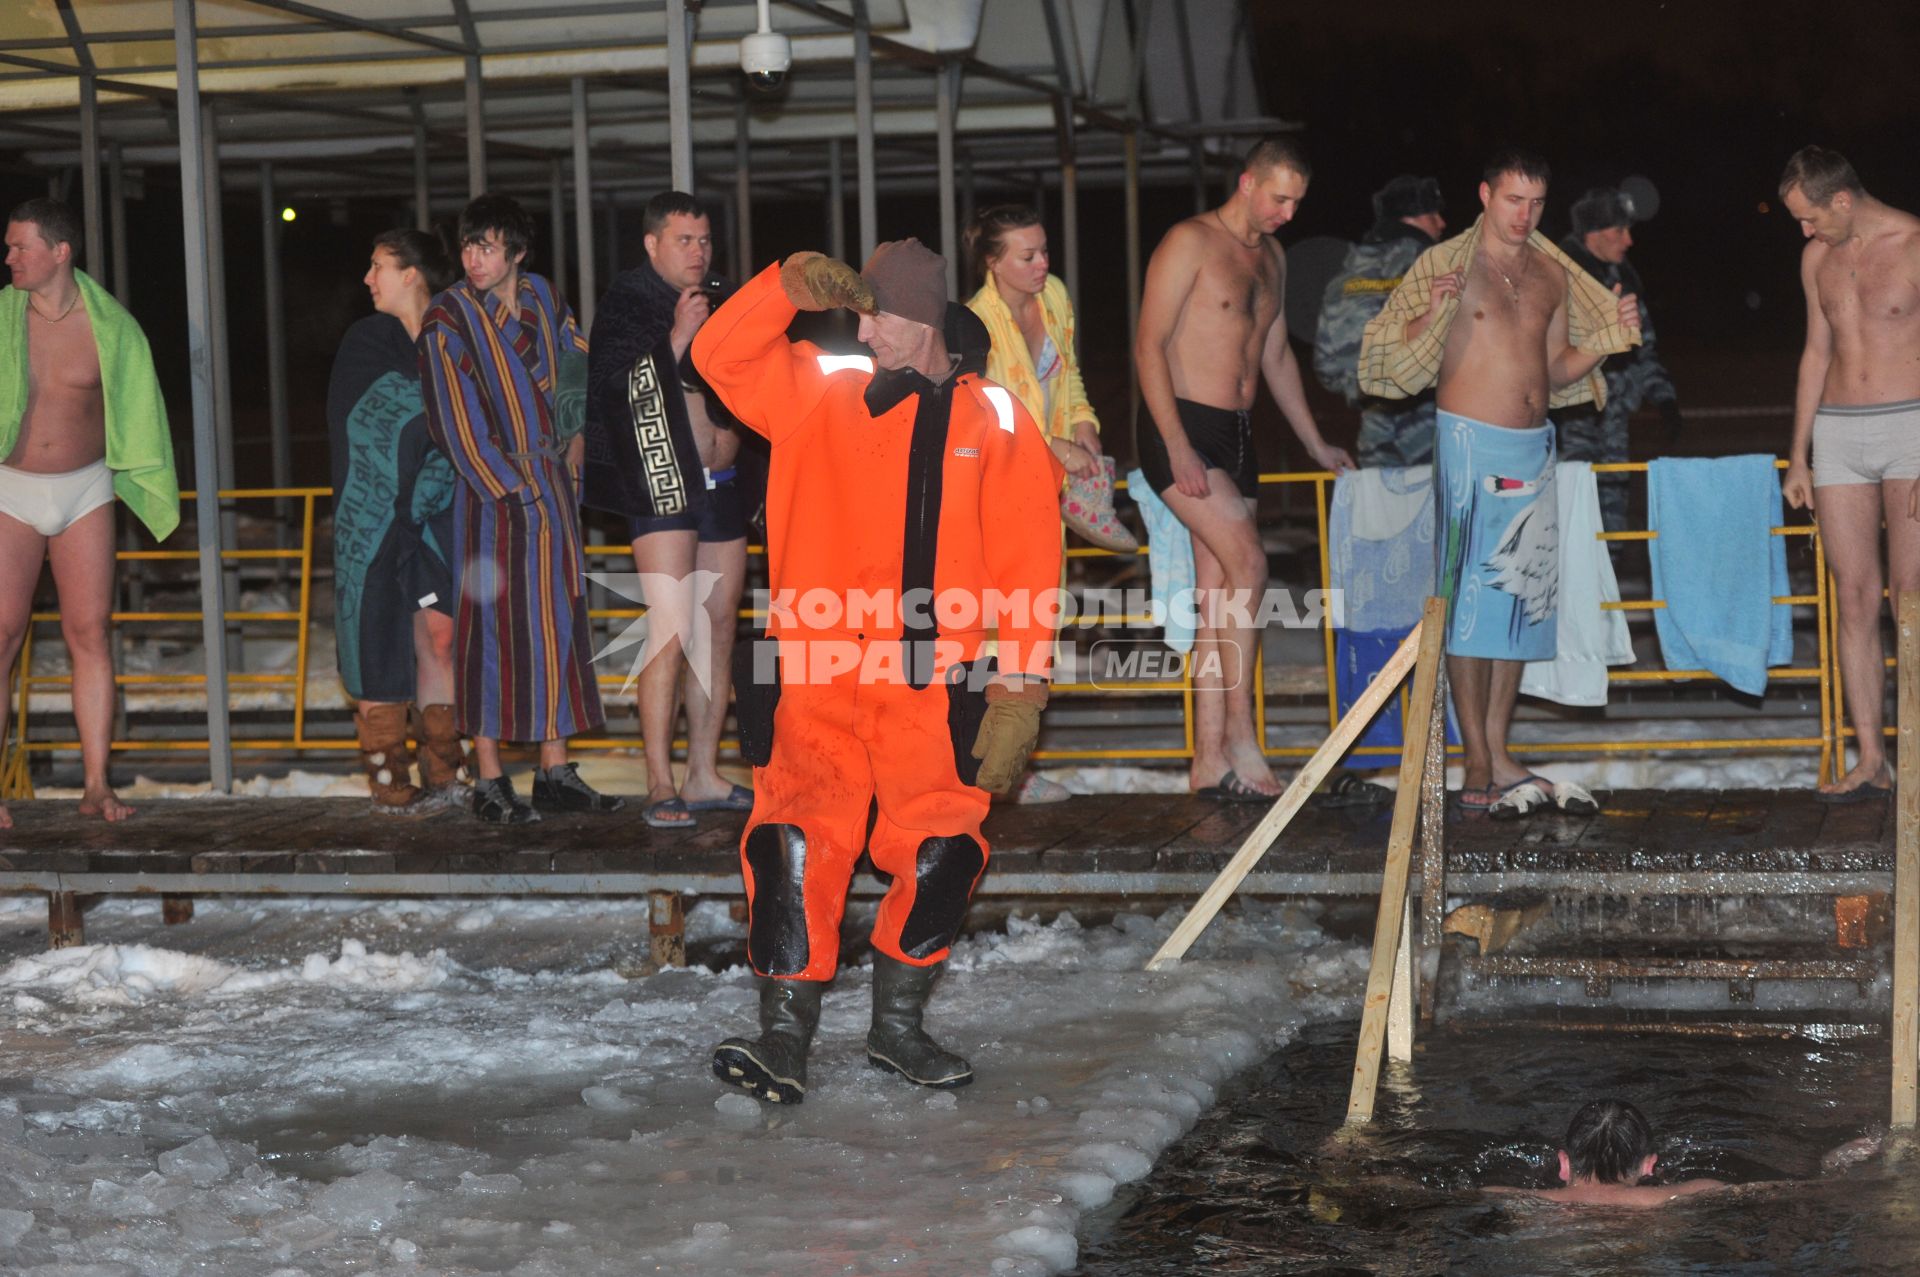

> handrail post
[1347,596,1447,1125]
[1417,659,1448,1023]
[1892,591,1918,1128]
[292,493,317,748]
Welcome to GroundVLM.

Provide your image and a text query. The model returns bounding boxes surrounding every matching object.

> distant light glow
[280,206,297,223]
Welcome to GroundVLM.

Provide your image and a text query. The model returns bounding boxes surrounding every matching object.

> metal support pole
[260,163,290,579]
[172,0,234,793]
[49,892,83,949]
[549,156,568,307]
[733,101,752,275]
[464,55,486,197]
[78,74,102,279]
[412,122,430,231]
[935,62,958,300]
[666,0,694,193]
[853,1,877,260]
[201,104,242,674]
[1173,0,1207,215]
[1125,128,1141,430]
[570,78,596,329]
[826,137,846,262]
[1039,0,1080,307]
[649,890,687,968]
[110,138,138,611]
[1059,139,1080,311]
[108,143,128,305]
[960,153,974,233]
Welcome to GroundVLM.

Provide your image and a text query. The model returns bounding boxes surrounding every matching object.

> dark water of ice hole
[1073,1021,1920,1276]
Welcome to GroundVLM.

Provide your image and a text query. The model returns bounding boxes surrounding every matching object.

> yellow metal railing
[0,461,1847,792]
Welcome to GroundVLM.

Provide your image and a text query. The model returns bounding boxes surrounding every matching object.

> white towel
[1127,469,1197,655]
[1520,461,1635,705]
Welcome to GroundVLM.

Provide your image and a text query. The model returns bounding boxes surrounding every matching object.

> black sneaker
[531,762,627,813]
[473,775,541,824]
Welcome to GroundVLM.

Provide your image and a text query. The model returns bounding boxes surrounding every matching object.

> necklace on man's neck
[28,291,78,323]
[1212,208,1259,248]
[1480,246,1528,305]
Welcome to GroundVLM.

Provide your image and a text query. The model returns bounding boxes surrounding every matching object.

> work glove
[779,251,874,313]
[970,679,1048,795]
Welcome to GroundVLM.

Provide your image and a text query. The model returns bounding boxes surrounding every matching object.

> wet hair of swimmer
[372,226,457,294]
[1563,1098,1656,1184]
[964,204,1043,285]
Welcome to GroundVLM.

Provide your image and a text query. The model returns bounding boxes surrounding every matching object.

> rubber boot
[415,703,471,810]
[865,953,973,1089]
[354,703,425,814]
[711,978,824,1105]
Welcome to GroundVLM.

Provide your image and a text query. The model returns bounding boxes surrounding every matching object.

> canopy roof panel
[0,0,1287,200]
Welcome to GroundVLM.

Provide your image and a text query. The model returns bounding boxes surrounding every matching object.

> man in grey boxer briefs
[1780,146,1920,800]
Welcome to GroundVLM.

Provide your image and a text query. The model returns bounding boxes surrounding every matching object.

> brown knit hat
[860,238,948,329]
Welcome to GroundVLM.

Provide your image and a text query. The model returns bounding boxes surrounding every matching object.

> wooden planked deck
[0,787,1891,901]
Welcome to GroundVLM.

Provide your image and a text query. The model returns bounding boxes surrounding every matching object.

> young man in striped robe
[420,194,621,824]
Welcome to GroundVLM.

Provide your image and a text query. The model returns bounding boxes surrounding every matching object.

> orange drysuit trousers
[740,640,991,982]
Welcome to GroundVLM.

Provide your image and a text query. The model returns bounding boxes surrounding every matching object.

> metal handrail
[0,461,1842,794]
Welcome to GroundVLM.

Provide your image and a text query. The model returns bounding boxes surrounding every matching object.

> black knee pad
[743,822,811,976]
[897,833,987,959]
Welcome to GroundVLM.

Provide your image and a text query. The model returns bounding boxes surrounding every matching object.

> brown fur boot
[416,704,471,806]
[355,702,425,813]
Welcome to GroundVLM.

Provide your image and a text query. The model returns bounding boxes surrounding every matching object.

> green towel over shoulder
[0,269,180,541]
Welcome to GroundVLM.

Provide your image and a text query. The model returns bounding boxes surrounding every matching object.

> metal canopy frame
[0,0,1290,789]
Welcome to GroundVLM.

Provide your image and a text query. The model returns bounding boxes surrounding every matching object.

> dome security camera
[740,29,791,90]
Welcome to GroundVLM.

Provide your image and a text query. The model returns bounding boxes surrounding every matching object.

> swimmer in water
[1489,1098,1727,1207]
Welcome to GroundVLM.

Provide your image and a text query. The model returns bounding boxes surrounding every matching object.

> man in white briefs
[0,198,179,826]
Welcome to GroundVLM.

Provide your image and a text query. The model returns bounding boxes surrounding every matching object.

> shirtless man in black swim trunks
[1135,135,1354,798]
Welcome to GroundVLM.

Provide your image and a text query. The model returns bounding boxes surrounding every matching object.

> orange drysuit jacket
[692,262,1065,678]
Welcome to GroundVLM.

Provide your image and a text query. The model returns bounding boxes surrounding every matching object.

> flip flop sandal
[1453,783,1500,813]
[1488,779,1553,822]
[1313,770,1393,809]
[1537,776,1600,817]
[685,783,755,813]
[1196,770,1279,804]
[643,795,698,829]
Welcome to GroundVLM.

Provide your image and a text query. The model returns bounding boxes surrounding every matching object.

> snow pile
[0,937,459,1006]
[0,896,1363,1275]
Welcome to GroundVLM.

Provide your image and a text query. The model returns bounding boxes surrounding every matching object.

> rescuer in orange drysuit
[692,238,1064,1104]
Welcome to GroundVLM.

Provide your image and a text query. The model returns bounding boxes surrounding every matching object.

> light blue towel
[1328,465,1435,634]
[1126,469,1197,655]
[1648,455,1793,696]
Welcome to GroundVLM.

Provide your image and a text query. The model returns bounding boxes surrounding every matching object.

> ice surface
[0,890,1365,1274]
[712,1092,762,1129]
[578,1086,634,1113]
[310,1170,417,1231]
[156,1136,228,1186]
[453,1172,521,1196]
[0,1206,32,1246]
